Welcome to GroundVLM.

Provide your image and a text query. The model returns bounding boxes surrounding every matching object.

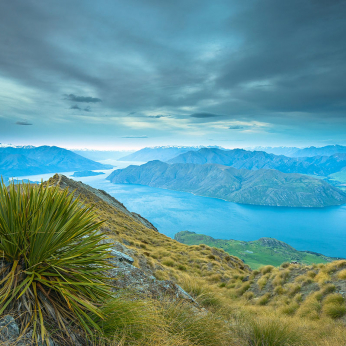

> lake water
[12,164,346,259]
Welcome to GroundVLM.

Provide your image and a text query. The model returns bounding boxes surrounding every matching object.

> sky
[0,0,345,150]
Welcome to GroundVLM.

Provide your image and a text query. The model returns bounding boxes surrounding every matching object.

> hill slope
[46,174,249,281]
[168,148,346,176]
[0,146,112,177]
[175,231,340,269]
[39,175,346,345]
[107,160,346,207]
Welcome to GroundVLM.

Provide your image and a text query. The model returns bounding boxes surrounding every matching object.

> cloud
[229,125,244,130]
[64,94,101,103]
[70,105,81,110]
[1,1,346,145]
[70,105,91,112]
[16,120,33,125]
[122,135,148,138]
[147,115,169,119]
[190,113,222,119]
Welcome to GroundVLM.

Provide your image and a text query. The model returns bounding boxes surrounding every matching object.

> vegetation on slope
[2,175,346,345]
[0,180,113,344]
[175,231,339,269]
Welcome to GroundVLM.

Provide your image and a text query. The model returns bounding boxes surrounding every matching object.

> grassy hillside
[20,174,345,345]
[47,174,249,283]
[175,231,339,269]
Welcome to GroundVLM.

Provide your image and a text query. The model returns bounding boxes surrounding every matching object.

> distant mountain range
[251,146,301,156]
[291,145,346,157]
[117,144,346,163]
[107,160,346,207]
[0,146,112,178]
[118,145,224,162]
[168,148,346,176]
[72,149,135,161]
[253,145,346,157]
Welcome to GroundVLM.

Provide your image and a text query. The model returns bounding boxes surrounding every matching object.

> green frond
[0,180,114,343]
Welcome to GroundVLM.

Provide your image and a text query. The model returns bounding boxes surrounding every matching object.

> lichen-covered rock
[105,243,196,304]
[0,315,20,343]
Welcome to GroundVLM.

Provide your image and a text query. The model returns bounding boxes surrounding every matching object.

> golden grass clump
[260,265,275,275]
[235,313,309,346]
[337,269,346,280]
[257,276,268,290]
[322,294,346,319]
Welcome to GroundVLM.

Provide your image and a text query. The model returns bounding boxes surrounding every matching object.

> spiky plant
[0,180,113,344]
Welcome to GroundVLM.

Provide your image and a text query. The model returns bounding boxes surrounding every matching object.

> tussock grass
[236,313,309,346]
[159,301,232,346]
[260,265,275,275]
[337,269,346,280]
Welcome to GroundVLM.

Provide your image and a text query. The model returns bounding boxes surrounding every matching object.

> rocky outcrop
[105,239,196,304]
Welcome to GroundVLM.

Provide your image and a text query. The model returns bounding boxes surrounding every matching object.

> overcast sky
[0,0,345,149]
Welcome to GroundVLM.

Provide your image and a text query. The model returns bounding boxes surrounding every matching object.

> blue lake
[14,168,346,259]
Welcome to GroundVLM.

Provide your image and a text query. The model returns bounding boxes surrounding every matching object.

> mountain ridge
[106,160,346,207]
[118,145,224,162]
[168,148,346,176]
[0,145,112,178]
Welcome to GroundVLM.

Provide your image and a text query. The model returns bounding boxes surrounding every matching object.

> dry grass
[38,175,346,346]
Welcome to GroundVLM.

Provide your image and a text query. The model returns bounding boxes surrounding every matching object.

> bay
[12,165,346,259]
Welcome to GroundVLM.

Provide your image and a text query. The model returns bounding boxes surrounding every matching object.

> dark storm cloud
[1,0,346,144]
[16,121,32,125]
[70,105,81,110]
[122,136,148,138]
[190,113,222,119]
[64,94,101,103]
[70,105,91,112]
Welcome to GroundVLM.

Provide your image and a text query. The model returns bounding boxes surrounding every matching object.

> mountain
[251,146,301,156]
[0,146,113,178]
[118,145,223,162]
[72,149,135,161]
[71,170,105,177]
[107,160,346,207]
[292,145,346,157]
[175,231,340,269]
[251,145,346,157]
[168,148,346,176]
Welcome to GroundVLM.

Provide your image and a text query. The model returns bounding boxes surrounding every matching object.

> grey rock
[110,249,134,264]
[0,315,19,342]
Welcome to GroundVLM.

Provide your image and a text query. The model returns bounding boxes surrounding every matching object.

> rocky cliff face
[107,161,346,207]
